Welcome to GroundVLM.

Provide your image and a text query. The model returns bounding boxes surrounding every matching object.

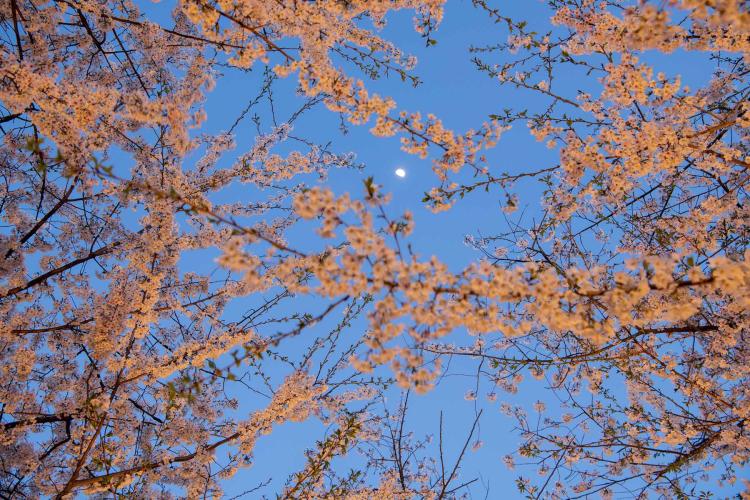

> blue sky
[194,2,556,496]
[6,0,747,496]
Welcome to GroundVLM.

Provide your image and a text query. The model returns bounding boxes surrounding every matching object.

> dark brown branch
[2,242,118,299]
[3,413,73,430]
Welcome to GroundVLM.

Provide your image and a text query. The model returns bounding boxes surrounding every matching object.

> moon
[395,168,406,178]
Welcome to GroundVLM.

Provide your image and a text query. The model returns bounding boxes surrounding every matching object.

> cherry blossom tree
[437,1,750,496]
[0,0,461,496]
[0,0,748,498]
